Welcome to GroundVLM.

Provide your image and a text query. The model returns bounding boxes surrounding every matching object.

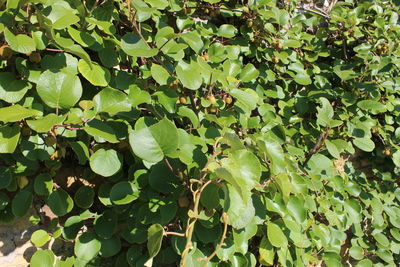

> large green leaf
[121,33,158,57]
[75,232,101,262]
[267,222,288,248]
[47,188,74,216]
[42,1,80,29]
[90,149,122,177]
[11,190,33,217]
[26,114,67,133]
[78,59,110,87]
[4,28,36,54]
[181,31,203,53]
[0,125,21,153]
[30,250,55,267]
[176,60,203,90]
[0,72,31,103]
[110,181,139,205]
[129,118,179,164]
[0,105,40,123]
[93,87,131,115]
[150,64,170,85]
[239,63,259,82]
[83,119,119,143]
[37,70,82,109]
[147,224,164,258]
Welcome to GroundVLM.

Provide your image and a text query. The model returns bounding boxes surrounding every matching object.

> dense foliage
[1,0,400,266]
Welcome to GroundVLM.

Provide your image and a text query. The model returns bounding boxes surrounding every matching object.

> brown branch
[164,231,185,237]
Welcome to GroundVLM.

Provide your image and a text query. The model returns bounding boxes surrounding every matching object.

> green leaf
[43,1,80,29]
[129,118,179,164]
[0,167,12,189]
[110,181,139,205]
[84,119,119,143]
[78,59,110,87]
[0,105,40,122]
[240,64,259,82]
[99,235,121,258]
[26,114,67,133]
[90,149,122,177]
[349,246,364,260]
[224,184,255,229]
[267,221,288,248]
[4,28,36,54]
[30,250,55,267]
[74,186,95,209]
[230,89,259,112]
[47,188,74,216]
[75,232,101,262]
[357,100,386,112]
[353,138,375,152]
[69,141,89,165]
[181,31,203,53]
[287,196,307,224]
[218,24,237,38]
[121,33,158,58]
[373,233,390,247]
[0,125,21,153]
[37,70,82,109]
[31,229,51,247]
[259,236,275,266]
[176,60,203,90]
[150,64,170,85]
[177,106,199,128]
[94,210,117,239]
[393,150,400,167]
[147,224,164,258]
[317,97,334,127]
[93,87,131,115]
[34,173,53,196]
[325,139,341,158]
[0,72,31,103]
[12,190,33,217]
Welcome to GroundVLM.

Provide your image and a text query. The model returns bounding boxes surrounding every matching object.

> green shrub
[1,0,400,266]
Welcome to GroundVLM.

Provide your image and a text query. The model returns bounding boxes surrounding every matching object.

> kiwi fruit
[0,45,13,60]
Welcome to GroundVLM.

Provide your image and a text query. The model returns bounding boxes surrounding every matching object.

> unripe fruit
[178,195,190,208]
[207,95,216,105]
[201,53,209,61]
[204,8,210,14]
[277,42,283,49]
[224,96,233,104]
[179,95,187,104]
[377,44,382,50]
[29,52,41,63]
[45,135,57,146]
[209,106,217,113]
[247,20,253,27]
[383,149,391,156]
[0,45,13,59]
[21,126,32,136]
[17,176,29,189]
[169,80,179,90]
[272,56,279,63]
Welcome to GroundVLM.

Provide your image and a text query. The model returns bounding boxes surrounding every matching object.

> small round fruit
[178,195,190,208]
[299,51,304,57]
[272,56,279,63]
[204,8,210,14]
[17,176,29,189]
[169,80,179,90]
[247,20,253,27]
[209,107,217,113]
[0,45,13,60]
[21,126,32,137]
[207,95,216,105]
[224,96,233,104]
[277,42,283,49]
[377,44,382,50]
[45,135,57,146]
[29,52,41,63]
[179,95,187,104]
[201,53,209,61]
[383,149,391,156]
